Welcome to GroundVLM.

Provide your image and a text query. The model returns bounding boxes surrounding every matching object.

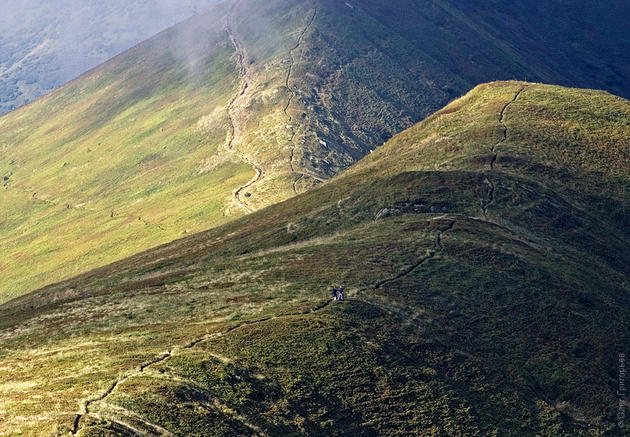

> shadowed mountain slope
[2,0,630,303]
[1,82,629,436]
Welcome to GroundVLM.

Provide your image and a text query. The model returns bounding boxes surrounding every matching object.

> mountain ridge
[1,81,629,435]
[3,0,630,303]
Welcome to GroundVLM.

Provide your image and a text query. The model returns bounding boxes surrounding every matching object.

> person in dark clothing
[338,286,344,301]
[331,286,338,301]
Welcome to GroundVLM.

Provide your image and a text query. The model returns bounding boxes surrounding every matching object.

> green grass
[5,0,630,304]
[0,82,629,435]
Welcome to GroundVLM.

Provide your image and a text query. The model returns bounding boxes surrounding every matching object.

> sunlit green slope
[1,0,453,302]
[0,0,327,302]
[3,0,630,304]
[1,82,629,435]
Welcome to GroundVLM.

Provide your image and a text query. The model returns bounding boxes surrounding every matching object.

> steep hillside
[0,0,219,115]
[3,0,630,303]
[1,82,629,436]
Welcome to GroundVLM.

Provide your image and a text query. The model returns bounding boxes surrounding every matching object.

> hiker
[338,286,344,301]
[331,286,338,301]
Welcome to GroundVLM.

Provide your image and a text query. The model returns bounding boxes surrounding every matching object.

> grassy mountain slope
[3,0,630,303]
[1,82,629,435]
[0,2,247,303]
[0,0,329,302]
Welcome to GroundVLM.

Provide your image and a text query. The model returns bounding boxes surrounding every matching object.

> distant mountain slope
[0,0,219,115]
[3,0,630,303]
[1,82,629,435]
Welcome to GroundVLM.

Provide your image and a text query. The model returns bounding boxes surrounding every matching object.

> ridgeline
[1,82,629,435]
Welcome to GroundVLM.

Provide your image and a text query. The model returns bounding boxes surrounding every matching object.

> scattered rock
[375,199,432,220]
[375,207,401,220]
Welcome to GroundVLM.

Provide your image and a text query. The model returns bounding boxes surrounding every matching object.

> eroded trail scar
[339,218,457,324]
[71,300,333,435]
[71,220,455,434]
[283,9,317,192]
[372,219,455,290]
[482,86,528,216]
[8,185,169,234]
[225,2,264,214]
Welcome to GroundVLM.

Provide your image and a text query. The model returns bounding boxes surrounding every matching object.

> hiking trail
[70,300,331,435]
[225,2,264,215]
[371,219,454,291]
[5,184,169,234]
[346,217,456,320]
[482,86,528,217]
[70,218,456,434]
[282,9,317,194]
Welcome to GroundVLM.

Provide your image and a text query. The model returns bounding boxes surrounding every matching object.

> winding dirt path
[370,218,455,291]
[137,369,267,436]
[70,218,456,434]
[224,2,264,214]
[282,9,317,193]
[343,217,456,324]
[71,300,332,435]
[481,86,528,216]
[5,184,169,234]
[88,407,173,437]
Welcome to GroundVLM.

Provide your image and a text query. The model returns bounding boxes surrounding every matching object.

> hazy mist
[0,0,220,114]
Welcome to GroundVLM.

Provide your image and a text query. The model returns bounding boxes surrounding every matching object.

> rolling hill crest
[1,82,629,435]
